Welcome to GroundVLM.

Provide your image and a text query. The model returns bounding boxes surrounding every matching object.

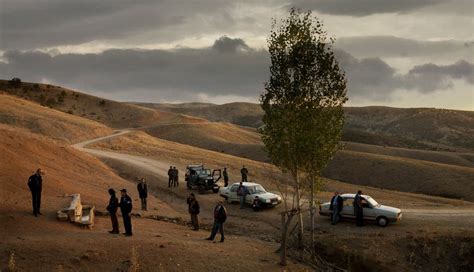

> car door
[361,197,377,221]
[341,197,356,219]
[228,184,240,202]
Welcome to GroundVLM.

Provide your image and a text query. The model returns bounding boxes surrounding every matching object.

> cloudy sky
[0,0,473,110]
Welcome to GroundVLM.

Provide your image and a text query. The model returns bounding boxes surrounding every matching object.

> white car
[319,193,402,227]
[219,182,282,208]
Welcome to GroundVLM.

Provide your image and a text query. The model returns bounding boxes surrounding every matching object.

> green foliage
[260,8,347,181]
[46,97,57,107]
[99,100,106,106]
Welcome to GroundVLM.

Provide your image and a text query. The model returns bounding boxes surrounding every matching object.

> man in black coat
[119,189,133,236]
[168,166,173,187]
[187,193,200,231]
[27,168,44,217]
[206,200,227,242]
[240,165,248,182]
[106,189,120,234]
[329,191,343,225]
[137,178,148,211]
[173,167,179,187]
[223,167,229,187]
[353,190,364,227]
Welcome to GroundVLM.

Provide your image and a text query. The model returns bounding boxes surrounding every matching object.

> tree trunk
[294,173,304,249]
[280,212,295,266]
[310,177,315,246]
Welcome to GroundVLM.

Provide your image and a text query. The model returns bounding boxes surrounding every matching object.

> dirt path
[73,130,474,227]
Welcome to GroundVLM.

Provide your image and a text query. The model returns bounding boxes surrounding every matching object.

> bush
[99,100,106,106]
[33,83,40,89]
[46,97,57,107]
[8,78,22,87]
[67,110,74,114]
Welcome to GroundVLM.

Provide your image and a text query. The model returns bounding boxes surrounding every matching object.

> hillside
[143,122,269,161]
[0,93,113,143]
[139,102,474,151]
[0,80,206,129]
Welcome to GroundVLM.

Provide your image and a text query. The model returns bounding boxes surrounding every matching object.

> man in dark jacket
[206,201,227,242]
[353,190,364,227]
[168,166,173,187]
[137,178,148,211]
[223,167,229,187]
[119,189,133,236]
[27,168,44,217]
[329,191,343,225]
[187,193,200,231]
[173,167,179,187]
[240,165,248,182]
[106,189,120,234]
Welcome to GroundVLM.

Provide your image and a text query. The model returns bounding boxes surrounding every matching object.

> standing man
[206,200,227,242]
[240,165,248,182]
[173,167,179,187]
[106,189,119,234]
[119,189,133,236]
[237,182,247,209]
[187,193,200,231]
[223,167,229,187]
[27,168,44,217]
[353,190,364,227]
[329,191,343,225]
[137,178,148,211]
[168,166,173,187]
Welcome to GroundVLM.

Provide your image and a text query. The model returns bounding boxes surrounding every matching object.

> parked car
[219,182,282,208]
[319,193,402,227]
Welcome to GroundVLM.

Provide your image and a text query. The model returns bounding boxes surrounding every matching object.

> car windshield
[247,185,266,194]
[365,196,380,207]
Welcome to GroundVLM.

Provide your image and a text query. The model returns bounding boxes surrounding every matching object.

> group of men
[167,166,179,187]
[329,190,365,227]
[106,188,133,236]
[185,193,226,242]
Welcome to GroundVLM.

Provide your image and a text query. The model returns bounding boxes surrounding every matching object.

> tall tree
[260,8,347,265]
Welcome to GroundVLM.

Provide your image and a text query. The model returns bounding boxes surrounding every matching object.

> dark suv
[185,165,221,194]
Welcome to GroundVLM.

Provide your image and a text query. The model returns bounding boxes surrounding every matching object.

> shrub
[99,100,106,106]
[8,78,22,88]
[46,97,57,107]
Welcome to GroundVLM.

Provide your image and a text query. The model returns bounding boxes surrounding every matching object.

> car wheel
[377,216,388,227]
[212,188,219,193]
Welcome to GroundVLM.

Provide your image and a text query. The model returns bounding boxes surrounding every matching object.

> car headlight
[265,199,271,203]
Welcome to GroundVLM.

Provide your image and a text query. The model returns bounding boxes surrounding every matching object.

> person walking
[223,167,229,187]
[106,189,120,234]
[329,191,343,225]
[237,182,247,209]
[353,190,364,227]
[119,189,133,236]
[173,167,179,187]
[187,193,200,231]
[137,178,148,211]
[206,200,227,242]
[27,168,44,217]
[240,165,248,182]
[168,166,173,187]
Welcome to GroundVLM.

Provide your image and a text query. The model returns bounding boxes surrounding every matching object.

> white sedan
[219,182,282,208]
[319,193,402,227]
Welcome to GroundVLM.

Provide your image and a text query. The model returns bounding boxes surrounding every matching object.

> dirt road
[73,130,474,224]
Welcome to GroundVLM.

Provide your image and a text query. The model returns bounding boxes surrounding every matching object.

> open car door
[212,169,222,183]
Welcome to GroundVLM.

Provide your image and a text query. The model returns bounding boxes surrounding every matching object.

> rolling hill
[0,80,206,129]
[0,93,113,143]
[139,102,474,151]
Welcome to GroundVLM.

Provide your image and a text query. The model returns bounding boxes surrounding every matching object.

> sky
[0,0,473,110]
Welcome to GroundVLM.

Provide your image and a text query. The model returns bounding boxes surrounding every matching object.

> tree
[259,8,347,265]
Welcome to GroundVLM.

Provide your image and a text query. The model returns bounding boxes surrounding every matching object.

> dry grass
[0,80,205,129]
[0,93,113,143]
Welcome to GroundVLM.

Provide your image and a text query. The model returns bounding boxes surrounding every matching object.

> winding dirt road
[72,130,474,229]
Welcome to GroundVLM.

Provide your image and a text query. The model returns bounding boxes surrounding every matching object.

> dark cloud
[0,0,240,50]
[1,37,472,102]
[405,60,474,93]
[212,36,251,52]
[289,0,445,16]
[336,36,474,60]
[0,37,269,101]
